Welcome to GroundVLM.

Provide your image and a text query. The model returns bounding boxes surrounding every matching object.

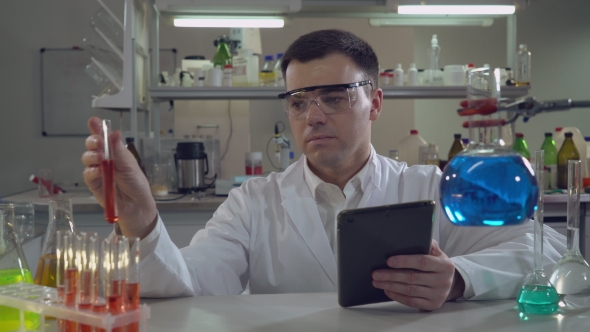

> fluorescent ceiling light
[398,5,515,15]
[174,18,284,28]
[370,17,494,27]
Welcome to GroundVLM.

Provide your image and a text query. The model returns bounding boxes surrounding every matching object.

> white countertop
[140,293,589,332]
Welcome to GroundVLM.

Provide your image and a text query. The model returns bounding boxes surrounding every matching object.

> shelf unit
[150,86,529,101]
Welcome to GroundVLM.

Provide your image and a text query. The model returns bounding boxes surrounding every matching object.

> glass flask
[549,160,590,307]
[440,67,538,226]
[0,204,40,332]
[34,198,76,288]
[517,150,560,315]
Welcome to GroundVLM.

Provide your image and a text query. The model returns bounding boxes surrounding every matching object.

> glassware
[448,134,465,161]
[517,150,560,315]
[125,237,140,332]
[514,44,531,87]
[149,163,169,197]
[440,67,538,226]
[513,133,531,160]
[549,160,590,306]
[0,204,40,332]
[63,231,78,331]
[38,168,54,197]
[541,133,558,190]
[93,238,110,332]
[13,202,35,241]
[557,133,580,189]
[102,119,118,223]
[107,236,128,332]
[76,232,98,332]
[34,198,76,288]
[90,7,124,53]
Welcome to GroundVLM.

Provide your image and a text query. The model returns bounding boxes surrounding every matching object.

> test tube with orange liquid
[107,236,128,332]
[63,232,78,332]
[125,237,140,332]
[92,239,110,332]
[101,119,118,223]
[76,232,97,332]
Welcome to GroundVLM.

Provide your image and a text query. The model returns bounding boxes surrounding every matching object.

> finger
[386,254,445,272]
[373,280,434,299]
[109,130,140,171]
[85,134,104,151]
[81,151,104,167]
[83,167,102,192]
[88,117,103,135]
[430,240,444,257]
[384,290,440,311]
[373,269,440,286]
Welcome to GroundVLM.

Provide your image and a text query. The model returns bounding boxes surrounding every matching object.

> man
[82,29,566,310]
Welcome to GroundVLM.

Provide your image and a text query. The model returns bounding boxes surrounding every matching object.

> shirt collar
[303,147,375,200]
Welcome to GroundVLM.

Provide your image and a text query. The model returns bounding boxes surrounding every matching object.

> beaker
[0,204,40,332]
[517,150,560,315]
[34,198,76,288]
[440,67,538,226]
[549,160,590,306]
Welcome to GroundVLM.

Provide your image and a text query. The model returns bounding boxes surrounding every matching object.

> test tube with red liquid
[125,237,141,332]
[102,119,118,223]
[107,236,128,332]
[56,230,67,332]
[76,232,98,332]
[92,239,110,332]
[63,232,78,332]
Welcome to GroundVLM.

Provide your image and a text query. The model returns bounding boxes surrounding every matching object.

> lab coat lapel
[278,159,338,286]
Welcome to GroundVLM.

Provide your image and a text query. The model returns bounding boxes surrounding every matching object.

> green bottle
[213,36,232,68]
[557,132,580,189]
[540,132,558,189]
[513,133,531,160]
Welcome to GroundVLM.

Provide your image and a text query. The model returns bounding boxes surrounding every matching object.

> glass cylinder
[440,68,538,226]
[34,198,76,288]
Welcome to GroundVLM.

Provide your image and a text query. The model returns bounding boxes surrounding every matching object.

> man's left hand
[372,240,465,311]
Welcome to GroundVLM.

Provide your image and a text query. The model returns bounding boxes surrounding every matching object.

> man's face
[284,53,382,170]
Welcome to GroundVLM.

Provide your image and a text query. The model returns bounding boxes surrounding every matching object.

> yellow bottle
[557,132,580,189]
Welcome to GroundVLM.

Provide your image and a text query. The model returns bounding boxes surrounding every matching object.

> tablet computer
[337,200,435,307]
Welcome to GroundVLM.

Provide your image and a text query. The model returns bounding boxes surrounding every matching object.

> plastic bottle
[540,133,558,190]
[515,44,531,87]
[274,53,284,86]
[425,143,440,167]
[398,129,428,167]
[427,34,442,86]
[388,150,399,161]
[407,63,418,86]
[448,133,465,161]
[378,72,390,87]
[232,48,259,87]
[554,127,564,151]
[557,132,580,189]
[394,63,404,86]
[259,55,276,87]
[513,133,531,160]
[223,64,233,87]
[213,36,232,68]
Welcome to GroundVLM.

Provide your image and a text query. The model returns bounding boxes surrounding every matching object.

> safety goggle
[277,80,373,119]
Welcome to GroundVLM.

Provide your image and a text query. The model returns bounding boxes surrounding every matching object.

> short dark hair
[281,29,379,88]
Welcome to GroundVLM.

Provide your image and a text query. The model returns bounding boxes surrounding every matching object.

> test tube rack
[0,283,150,332]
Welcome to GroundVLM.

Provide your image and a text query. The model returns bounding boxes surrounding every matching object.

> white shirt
[303,150,373,256]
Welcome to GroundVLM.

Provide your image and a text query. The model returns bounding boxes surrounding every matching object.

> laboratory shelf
[149,85,529,101]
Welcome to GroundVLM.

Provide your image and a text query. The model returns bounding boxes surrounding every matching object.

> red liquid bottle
[101,120,118,223]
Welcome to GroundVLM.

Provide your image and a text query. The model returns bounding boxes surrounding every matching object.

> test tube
[102,119,118,223]
[63,231,78,332]
[108,235,128,332]
[92,239,110,332]
[125,237,140,332]
[76,232,98,332]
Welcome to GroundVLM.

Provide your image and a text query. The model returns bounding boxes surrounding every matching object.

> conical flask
[549,160,590,308]
[34,198,76,287]
[0,204,40,331]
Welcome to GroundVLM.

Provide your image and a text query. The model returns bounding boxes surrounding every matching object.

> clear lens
[282,86,356,119]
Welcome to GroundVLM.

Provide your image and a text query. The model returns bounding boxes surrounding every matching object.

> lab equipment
[441,68,538,226]
[541,133,558,190]
[13,203,34,241]
[557,133,580,189]
[34,198,76,288]
[75,232,97,332]
[274,53,284,86]
[388,150,399,161]
[38,168,53,197]
[517,150,560,315]
[246,152,263,175]
[232,48,259,87]
[407,63,418,86]
[549,160,590,306]
[223,64,233,87]
[394,64,404,86]
[213,36,232,68]
[274,124,291,171]
[426,34,442,86]
[206,67,223,87]
[0,204,40,332]
[513,133,531,160]
[555,127,588,179]
[425,143,440,167]
[108,236,129,332]
[397,129,427,167]
[443,65,466,86]
[259,55,276,87]
[126,237,140,332]
[515,44,531,86]
[175,142,209,193]
[102,119,118,223]
[149,163,169,196]
[378,72,390,87]
[448,134,465,161]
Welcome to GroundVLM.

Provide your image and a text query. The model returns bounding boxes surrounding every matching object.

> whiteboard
[40,48,177,136]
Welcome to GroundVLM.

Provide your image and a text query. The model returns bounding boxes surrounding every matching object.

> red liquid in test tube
[126,283,141,332]
[101,119,118,223]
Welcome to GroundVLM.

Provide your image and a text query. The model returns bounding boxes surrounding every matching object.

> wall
[414,0,590,158]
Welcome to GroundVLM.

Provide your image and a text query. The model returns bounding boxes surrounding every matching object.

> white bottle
[223,64,233,87]
[554,127,564,152]
[172,67,182,87]
[427,34,442,86]
[407,63,418,86]
[394,63,404,86]
[232,48,259,87]
[398,129,428,167]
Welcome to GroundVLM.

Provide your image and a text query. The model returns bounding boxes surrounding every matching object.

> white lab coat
[138,150,566,300]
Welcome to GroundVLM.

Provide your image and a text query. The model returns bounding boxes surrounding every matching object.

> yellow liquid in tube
[0,269,41,332]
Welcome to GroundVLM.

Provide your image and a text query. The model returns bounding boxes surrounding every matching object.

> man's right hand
[81,117,158,239]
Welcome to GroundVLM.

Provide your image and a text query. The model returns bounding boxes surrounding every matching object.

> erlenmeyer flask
[34,198,76,288]
[549,160,590,307]
[0,204,40,331]
[517,150,560,315]
[440,67,538,226]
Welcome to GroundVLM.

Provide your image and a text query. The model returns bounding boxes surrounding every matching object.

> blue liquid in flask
[440,154,538,226]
